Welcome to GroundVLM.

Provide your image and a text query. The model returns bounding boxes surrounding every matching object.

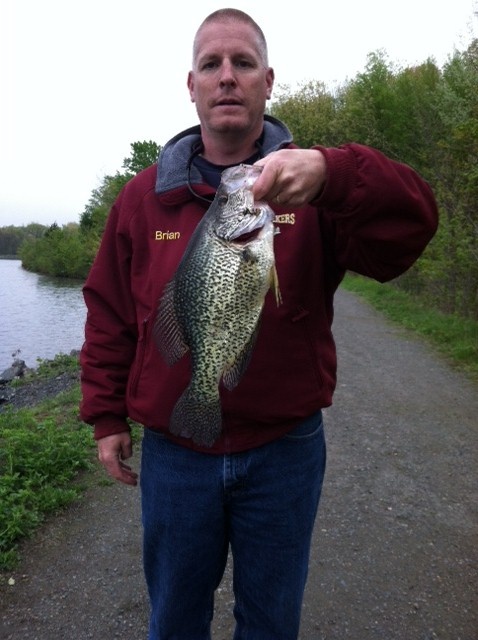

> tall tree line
[0,224,47,257]
[270,44,477,319]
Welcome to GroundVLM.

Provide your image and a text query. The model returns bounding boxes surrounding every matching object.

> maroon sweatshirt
[80,120,438,454]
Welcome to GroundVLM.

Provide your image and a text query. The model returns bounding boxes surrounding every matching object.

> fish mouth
[214,165,273,243]
[231,226,264,244]
[227,208,272,244]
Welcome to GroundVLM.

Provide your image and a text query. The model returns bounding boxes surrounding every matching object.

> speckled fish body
[154,164,280,447]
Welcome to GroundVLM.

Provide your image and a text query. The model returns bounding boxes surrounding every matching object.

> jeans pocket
[283,410,323,440]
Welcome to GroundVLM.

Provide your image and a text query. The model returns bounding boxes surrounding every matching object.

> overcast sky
[1,0,476,227]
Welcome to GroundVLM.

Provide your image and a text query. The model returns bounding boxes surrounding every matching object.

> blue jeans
[140,411,326,640]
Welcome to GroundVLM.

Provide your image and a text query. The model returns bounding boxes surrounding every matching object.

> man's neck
[200,128,262,166]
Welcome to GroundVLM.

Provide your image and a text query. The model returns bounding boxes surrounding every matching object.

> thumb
[252,159,277,201]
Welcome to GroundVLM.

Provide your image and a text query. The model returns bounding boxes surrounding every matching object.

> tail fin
[169,386,222,447]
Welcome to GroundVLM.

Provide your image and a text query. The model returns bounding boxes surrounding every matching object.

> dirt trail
[1,288,477,640]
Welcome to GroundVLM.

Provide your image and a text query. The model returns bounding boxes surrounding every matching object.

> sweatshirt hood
[155,115,292,196]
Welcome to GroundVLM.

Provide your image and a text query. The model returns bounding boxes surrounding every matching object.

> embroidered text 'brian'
[155,231,181,240]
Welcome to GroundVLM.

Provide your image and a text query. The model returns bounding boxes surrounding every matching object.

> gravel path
[1,288,477,640]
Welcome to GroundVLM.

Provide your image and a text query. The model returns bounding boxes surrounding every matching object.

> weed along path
[1,288,477,640]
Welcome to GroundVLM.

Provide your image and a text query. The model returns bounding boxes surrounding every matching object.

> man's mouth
[215,100,242,107]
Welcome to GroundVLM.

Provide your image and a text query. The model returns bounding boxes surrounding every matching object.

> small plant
[35,353,80,378]
[0,389,94,570]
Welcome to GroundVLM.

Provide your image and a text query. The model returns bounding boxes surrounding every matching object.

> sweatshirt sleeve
[315,143,439,282]
[79,191,137,440]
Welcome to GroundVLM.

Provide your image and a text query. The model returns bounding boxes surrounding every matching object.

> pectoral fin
[154,280,189,366]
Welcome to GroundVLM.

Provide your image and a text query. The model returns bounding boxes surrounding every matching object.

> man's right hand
[97,432,139,486]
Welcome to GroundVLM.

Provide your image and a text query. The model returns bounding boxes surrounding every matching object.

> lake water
[0,259,86,371]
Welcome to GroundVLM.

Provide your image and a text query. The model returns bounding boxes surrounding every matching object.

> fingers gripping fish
[154,164,281,447]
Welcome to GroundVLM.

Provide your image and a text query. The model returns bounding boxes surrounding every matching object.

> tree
[122,140,161,176]
[79,140,162,237]
[19,140,163,279]
[270,81,339,147]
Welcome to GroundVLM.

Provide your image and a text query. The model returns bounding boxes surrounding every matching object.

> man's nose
[219,59,237,86]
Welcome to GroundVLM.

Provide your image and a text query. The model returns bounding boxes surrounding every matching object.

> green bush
[0,393,94,569]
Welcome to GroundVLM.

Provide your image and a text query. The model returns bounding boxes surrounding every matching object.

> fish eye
[219,195,228,205]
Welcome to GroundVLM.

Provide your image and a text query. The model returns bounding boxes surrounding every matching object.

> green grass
[0,360,96,570]
[341,273,478,381]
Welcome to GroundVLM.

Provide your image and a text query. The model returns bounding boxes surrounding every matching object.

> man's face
[188,20,274,139]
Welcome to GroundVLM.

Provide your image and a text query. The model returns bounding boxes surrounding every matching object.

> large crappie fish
[154,163,281,447]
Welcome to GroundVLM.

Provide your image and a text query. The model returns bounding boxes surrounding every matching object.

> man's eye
[202,61,218,71]
[235,60,253,69]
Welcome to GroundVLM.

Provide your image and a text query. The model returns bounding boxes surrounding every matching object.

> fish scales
[154,164,280,447]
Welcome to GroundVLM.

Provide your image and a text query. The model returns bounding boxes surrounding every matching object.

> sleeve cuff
[311,145,358,209]
[93,415,132,441]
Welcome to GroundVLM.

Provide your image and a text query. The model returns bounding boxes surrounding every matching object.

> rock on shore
[0,354,80,411]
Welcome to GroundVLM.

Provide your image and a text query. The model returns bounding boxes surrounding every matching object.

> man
[80,8,438,639]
